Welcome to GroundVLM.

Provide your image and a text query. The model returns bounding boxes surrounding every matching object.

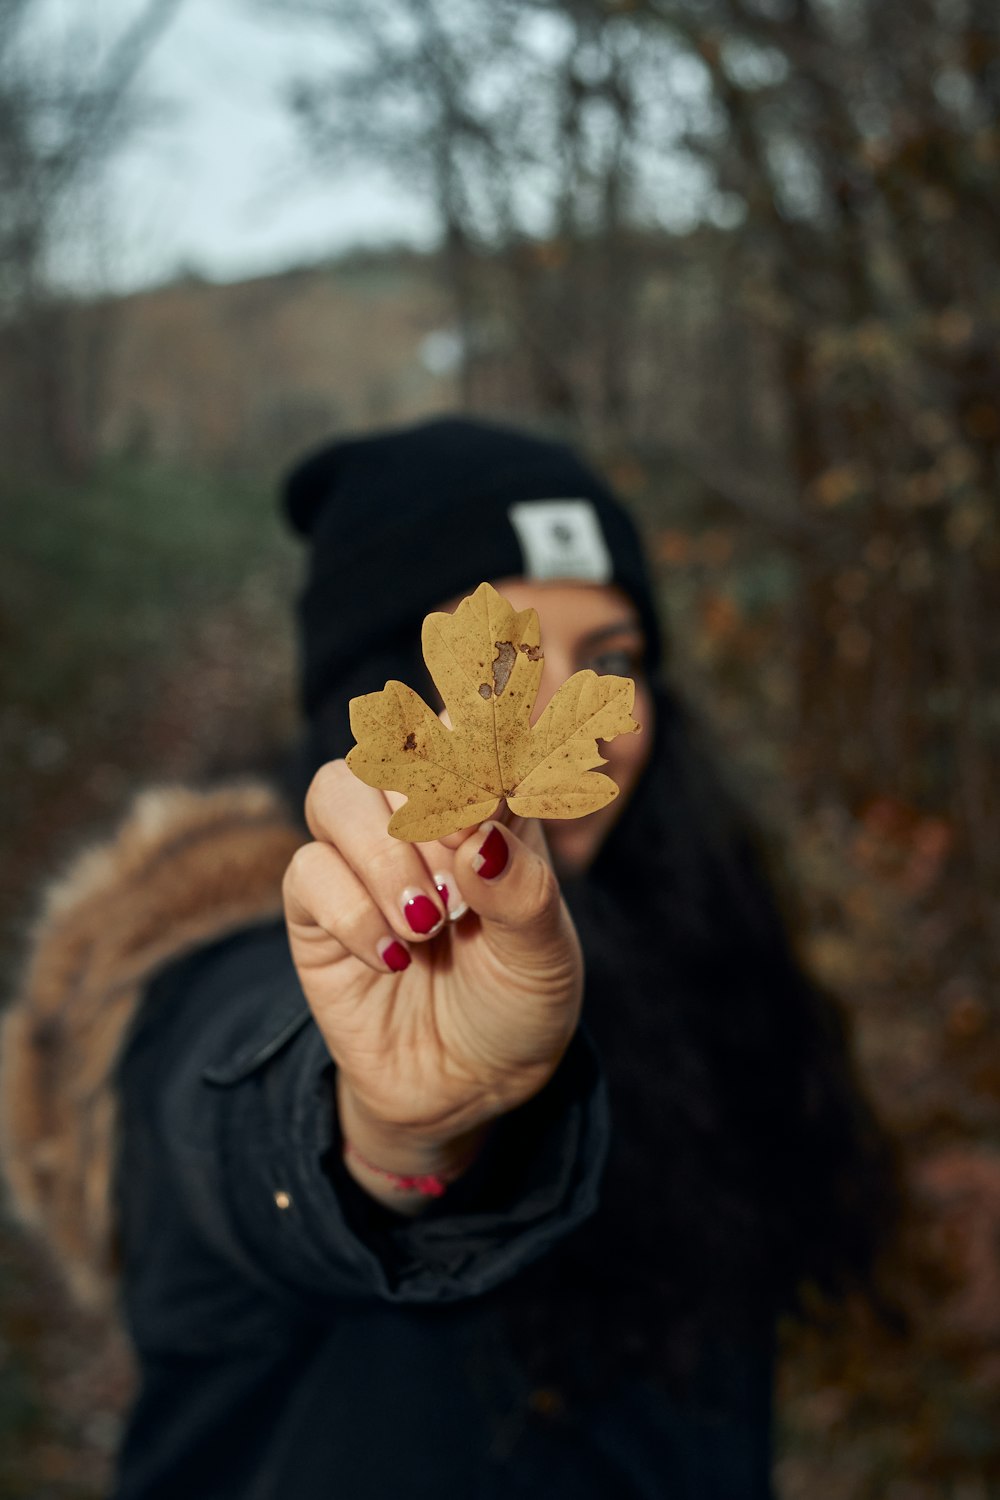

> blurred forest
[1,0,998,1496]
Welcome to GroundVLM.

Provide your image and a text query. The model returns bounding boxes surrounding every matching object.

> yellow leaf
[346,581,641,841]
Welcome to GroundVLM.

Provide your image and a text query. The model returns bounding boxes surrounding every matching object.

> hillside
[97,252,461,476]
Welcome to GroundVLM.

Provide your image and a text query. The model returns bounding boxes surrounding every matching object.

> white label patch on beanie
[507,500,613,583]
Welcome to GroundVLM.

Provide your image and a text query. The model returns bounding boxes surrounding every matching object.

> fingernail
[377,937,411,972]
[401,888,444,935]
[435,872,469,922]
[472,823,509,880]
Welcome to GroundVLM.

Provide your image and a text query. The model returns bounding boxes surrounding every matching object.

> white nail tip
[433,871,466,922]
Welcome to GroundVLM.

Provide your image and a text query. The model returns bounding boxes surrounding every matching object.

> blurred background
[1,0,998,1494]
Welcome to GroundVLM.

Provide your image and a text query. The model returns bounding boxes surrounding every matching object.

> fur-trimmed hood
[0,782,303,1309]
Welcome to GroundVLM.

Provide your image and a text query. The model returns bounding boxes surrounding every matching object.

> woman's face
[453,577,656,878]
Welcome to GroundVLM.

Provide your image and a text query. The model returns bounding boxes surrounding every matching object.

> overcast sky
[37,0,715,294]
[57,0,436,292]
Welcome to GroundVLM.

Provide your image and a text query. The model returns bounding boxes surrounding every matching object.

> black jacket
[113,919,776,1500]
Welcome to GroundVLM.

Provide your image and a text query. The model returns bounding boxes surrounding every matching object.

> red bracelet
[343,1139,450,1198]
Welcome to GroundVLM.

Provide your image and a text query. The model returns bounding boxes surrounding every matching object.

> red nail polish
[474,825,509,879]
[378,938,411,972]
[436,872,468,922]
[402,891,442,934]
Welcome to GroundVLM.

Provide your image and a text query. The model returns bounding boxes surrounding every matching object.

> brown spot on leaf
[492,640,517,695]
[479,683,493,699]
[519,643,543,661]
[403,732,417,750]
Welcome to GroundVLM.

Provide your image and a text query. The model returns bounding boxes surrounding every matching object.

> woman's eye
[584,648,643,677]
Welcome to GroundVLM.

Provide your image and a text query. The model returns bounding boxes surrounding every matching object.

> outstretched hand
[282,759,584,1197]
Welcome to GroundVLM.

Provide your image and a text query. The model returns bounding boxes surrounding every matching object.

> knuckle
[284,840,321,891]
[518,855,560,923]
[283,841,330,911]
[284,843,375,940]
[316,887,374,944]
[364,840,411,891]
[305,758,351,826]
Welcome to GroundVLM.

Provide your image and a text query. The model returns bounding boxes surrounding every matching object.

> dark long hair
[289,640,898,1401]
[502,676,898,1400]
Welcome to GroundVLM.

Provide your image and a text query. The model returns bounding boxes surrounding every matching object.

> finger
[450,820,571,971]
[305,760,447,941]
[383,787,470,922]
[503,809,551,862]
[436,799,515,854]
[439,804,549,872]
[283,840,414,975]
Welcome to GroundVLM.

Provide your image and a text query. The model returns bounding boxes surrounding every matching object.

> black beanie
[283,415,663,717]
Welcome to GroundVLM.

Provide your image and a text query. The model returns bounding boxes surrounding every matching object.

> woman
[1,417,893,1498]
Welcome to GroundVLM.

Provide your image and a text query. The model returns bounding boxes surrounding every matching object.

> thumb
[452,820,579,979]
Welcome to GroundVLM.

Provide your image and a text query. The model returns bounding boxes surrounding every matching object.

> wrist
[336,1075,491,1210]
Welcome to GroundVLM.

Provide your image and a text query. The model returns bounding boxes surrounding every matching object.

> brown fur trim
[0,782,303,1309]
